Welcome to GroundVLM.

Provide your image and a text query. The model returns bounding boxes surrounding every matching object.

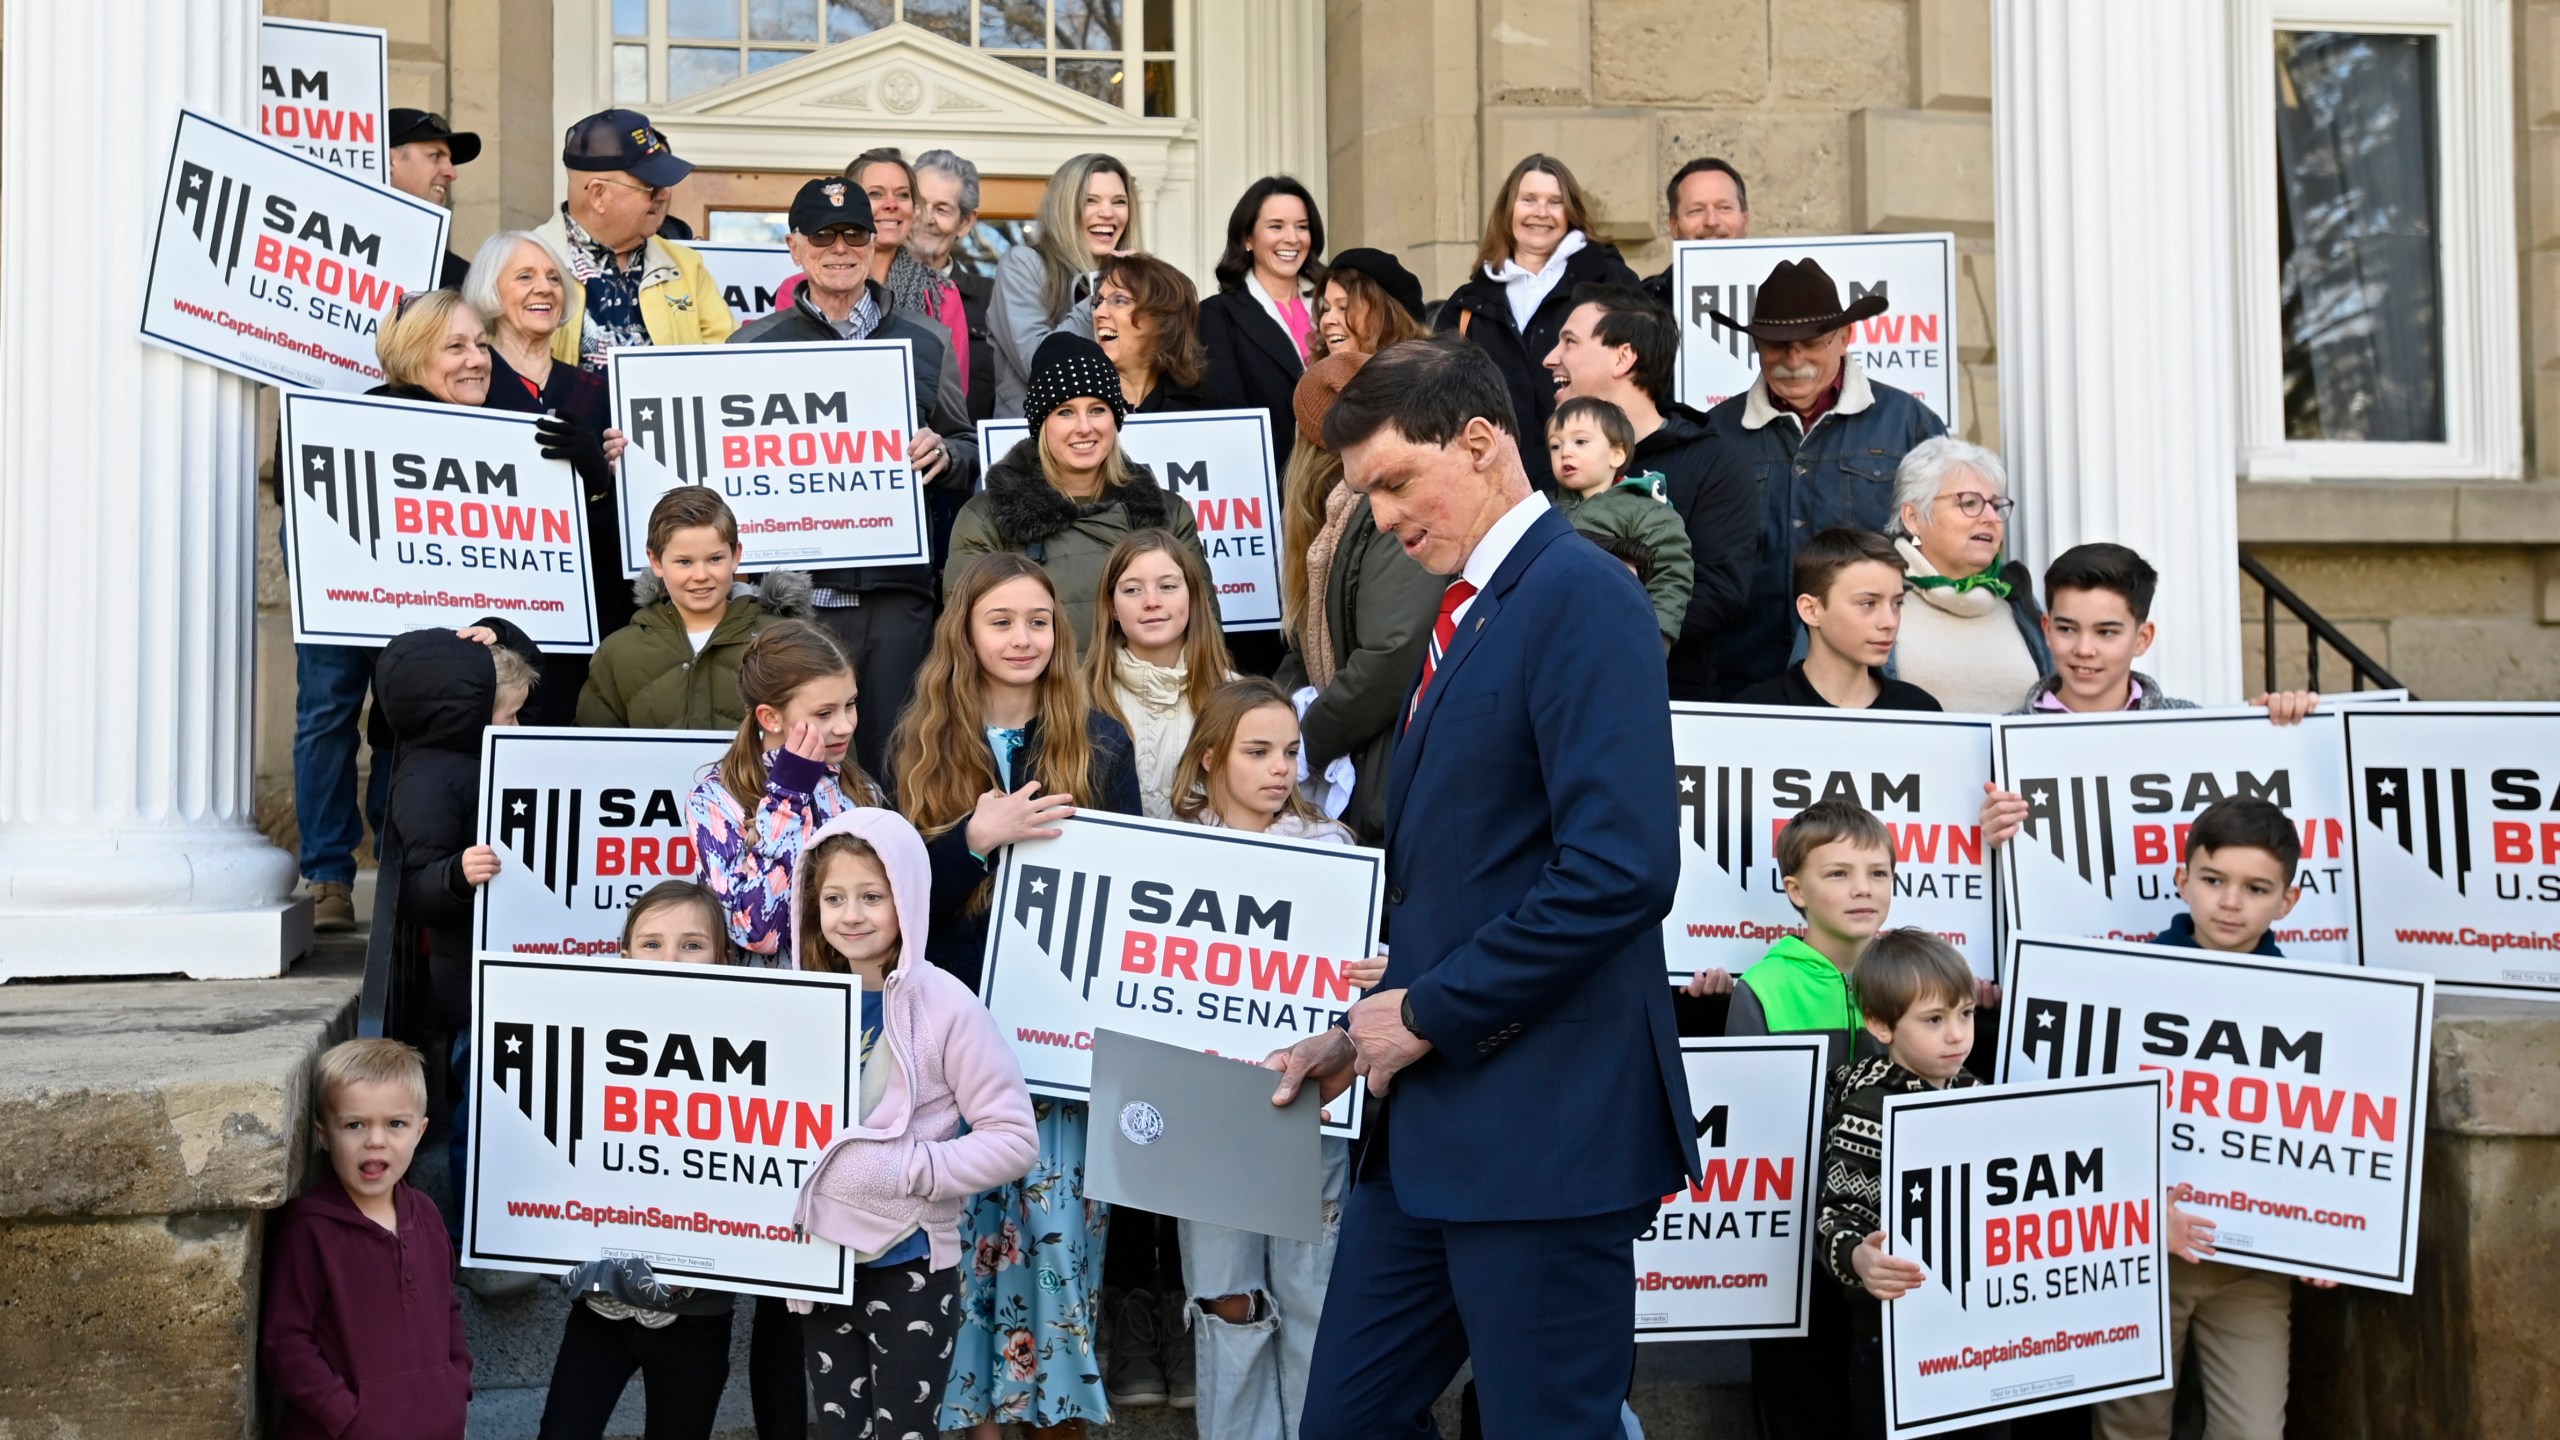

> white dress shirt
[1451,489,1550,629]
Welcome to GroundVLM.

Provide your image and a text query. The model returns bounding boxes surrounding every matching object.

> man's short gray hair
[1888,435,2008,536]
[913,148,981,216]
[461,230,564,329]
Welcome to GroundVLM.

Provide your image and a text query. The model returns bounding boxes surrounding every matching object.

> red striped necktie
[1407,579,1478,727]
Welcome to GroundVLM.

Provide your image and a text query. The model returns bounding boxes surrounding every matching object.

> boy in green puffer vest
[578,487,812,731]
[1726,796,1897,1440]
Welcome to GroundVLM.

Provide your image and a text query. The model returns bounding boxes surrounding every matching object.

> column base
[0,898,314,981]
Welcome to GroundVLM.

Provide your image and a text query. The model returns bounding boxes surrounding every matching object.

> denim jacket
[1705,360,1947,695]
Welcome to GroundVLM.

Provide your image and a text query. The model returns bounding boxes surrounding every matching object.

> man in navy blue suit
[1267,339,1700,1439]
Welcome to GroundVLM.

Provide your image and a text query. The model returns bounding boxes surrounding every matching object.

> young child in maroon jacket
[261,1038,471,1440]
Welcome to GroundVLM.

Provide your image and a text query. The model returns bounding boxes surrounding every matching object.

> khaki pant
[2094,1260,2292,1440]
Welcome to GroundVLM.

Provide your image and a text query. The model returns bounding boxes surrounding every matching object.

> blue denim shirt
[1706,363,1947,695]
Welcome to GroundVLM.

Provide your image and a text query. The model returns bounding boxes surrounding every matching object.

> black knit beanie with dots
[1023,331,1130,427]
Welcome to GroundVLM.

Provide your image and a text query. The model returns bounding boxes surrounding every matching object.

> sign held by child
[474,726,731,958]
[1997,933,2433,1291]
[461,951,863,1302]
[1668,705,1996,979]
[1637,1037,1826,1341]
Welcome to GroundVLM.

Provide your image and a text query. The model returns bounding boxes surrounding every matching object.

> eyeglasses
[1938,491,2017,519]
[594,177,671,200]
[802,226,872,250]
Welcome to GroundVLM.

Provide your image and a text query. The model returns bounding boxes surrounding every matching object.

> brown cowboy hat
[1705,257,1889,342]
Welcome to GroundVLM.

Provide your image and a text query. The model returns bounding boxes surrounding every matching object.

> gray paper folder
[1084,1029,1324,1244]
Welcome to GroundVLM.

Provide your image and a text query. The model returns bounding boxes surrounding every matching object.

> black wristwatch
[1399,992,1424,1042]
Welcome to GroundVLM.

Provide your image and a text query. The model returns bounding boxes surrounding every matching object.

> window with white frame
[2232,0,2519,481]
[610,0,1179,115]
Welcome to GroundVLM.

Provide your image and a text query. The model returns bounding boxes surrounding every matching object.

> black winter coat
[1634,403,1764,701]
[365,617,541,1036]
[482,353,626,724]
[954,267,999,424]
[1197,287,1309,473]
[1433,240,1639,490]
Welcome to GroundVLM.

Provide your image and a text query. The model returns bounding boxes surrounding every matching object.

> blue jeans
[291,639,386,884]
[1180,1140,1349,1440]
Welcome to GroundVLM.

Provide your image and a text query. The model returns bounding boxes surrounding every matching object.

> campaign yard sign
[1637,1038,1826,1342]
[976,410,1284,631]
[610,342,927,575]
[462,954,860,1302]
[1668,705,1996,979]
[690,245,802,325]
[1998,935,2432,1291]
[1880,1075,2174,1438]
[2345,703,2560,995]
[280,391,600,651]
[257,18,389,181]
[475,728,730,958]
[978,812,1385,1135]
[1994,709,2359,965]
[141,110,448,391]
[1671,233,1959,425]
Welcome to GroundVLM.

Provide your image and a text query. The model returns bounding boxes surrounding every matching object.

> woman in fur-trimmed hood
[576,568,813,730]
[944,331,1206,648]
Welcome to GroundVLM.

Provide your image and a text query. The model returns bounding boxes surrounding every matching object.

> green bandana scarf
[1906,555,2013,600]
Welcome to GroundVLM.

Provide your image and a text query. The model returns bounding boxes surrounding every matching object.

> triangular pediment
[666,22,1138,131]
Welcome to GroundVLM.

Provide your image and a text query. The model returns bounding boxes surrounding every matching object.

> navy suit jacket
[1379,505,1700,1221]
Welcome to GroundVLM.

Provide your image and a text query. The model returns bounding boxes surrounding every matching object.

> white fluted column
[1993,1,2242,703]
[0,0,305,978]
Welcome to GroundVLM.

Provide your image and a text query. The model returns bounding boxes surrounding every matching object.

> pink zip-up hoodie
[787,808,1037,1270]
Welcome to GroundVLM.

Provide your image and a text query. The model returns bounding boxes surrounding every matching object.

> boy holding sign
[2091,796,2335,1440]
[1821,933,2214,1438]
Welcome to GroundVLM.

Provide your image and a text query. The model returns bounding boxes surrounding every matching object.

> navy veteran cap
[562,108,692,189]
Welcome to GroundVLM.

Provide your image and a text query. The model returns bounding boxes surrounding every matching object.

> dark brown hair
[716,620,880,845]
[646,486,740,557]
[1549,395,1636,482]
[1794,528,1907,607]
[619,880,731,964]
[796,832,891,974]
[1213,176,1326,295]
[1313,265,1428,360]
[1778,798,1895,881]
[1096,253,1209,391]
[1854,928,1976,1028]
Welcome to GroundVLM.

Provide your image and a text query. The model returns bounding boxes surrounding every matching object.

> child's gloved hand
[560,1256,686,1308]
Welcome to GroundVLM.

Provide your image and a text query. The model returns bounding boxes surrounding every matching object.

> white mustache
[1768,364,1823,381]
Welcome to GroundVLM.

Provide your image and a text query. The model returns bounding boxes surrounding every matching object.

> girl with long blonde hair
[890,553,1138,1437]
[1085,530,1234,819]
[990,151,1139,418]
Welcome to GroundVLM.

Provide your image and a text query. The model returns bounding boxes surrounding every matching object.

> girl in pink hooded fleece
[786,807,1038,1439]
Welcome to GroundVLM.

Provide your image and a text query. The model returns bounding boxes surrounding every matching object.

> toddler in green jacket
[1547,395,1693,646]
[579,487,810,731]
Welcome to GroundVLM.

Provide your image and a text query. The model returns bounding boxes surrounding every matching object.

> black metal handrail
[2238,546,2409,697]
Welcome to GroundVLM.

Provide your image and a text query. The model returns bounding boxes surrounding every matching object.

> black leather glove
[535,410,611,492]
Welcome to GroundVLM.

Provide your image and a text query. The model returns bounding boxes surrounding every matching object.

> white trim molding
[2230,0,2521,483]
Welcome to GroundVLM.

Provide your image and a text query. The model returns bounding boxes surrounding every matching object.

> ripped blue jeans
[1177,1138,1349,1440]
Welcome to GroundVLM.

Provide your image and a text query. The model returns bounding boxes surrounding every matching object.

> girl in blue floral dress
[889,553,1143,1433]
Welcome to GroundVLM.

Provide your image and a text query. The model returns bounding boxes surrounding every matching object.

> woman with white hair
[465,230,630,709]
[991,152,1138,418]
[1884,436,2050,713]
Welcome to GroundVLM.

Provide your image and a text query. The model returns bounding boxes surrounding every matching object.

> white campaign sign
[1671,233,1959,424]
[280,392,600,651]
[2345,703,2560,996]
[475,728,731,958]
[1998,935,2431,1291]
[691,244,802,325]
[1669,705,1996,978]
[462,954,859,1301]
[140,110,448,391]
[1994,709,2359,965]
[979,812,1384,1135]
[257,18,389,181]
[1637,1038,1826,1341]
[1881,1075,2174,1438]
[610,342,927,574]
[977,409,1284,631]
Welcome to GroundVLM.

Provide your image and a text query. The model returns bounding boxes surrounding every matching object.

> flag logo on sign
[2017,775,2120,896]
[500,787,588,906]
[1676,763,1760,889]
[1013,863,1114,1000]
[488,1020,588,1163]
[1899,1161,1975,1305]
[2361,765,2475,894]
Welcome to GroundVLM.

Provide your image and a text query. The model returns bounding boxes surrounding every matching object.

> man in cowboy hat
[534,108,736,370]
[1705,256,1946,695]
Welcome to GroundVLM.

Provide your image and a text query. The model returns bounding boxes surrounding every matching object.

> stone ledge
[2238,481,2560,545]
[2430,996,2560,1137]
[0,942,362,1220]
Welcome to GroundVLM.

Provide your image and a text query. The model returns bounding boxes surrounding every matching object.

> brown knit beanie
[1293,349,1373,448]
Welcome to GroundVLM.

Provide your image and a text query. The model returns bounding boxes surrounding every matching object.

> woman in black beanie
[945,332,1207,648]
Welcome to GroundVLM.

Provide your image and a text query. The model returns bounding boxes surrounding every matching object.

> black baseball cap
[561,108,693,189]
[788,176,875,237]
[388,109,481,165]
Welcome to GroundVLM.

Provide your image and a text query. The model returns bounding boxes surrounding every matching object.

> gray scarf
[883,248,948,321]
